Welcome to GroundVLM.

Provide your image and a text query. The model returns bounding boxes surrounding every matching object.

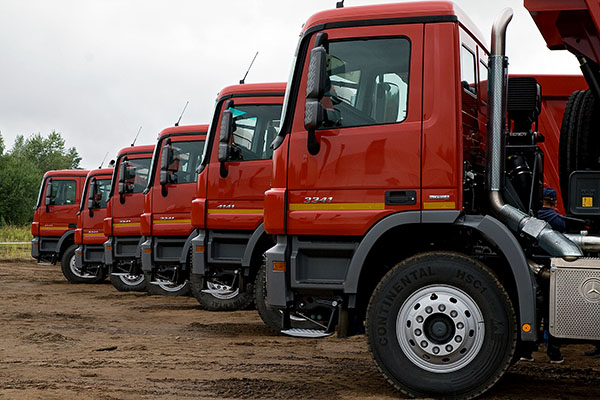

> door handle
[385,190,416,205]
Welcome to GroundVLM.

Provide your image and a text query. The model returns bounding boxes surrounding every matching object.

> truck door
[152,136,204,236]
[82,177,111,244]
[286,24,424,236]
[206,99,283,231]
[40,177,80,237]
[112,155,151,236]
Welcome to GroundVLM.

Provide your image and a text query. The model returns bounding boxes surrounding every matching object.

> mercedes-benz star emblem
[581,278,600,303]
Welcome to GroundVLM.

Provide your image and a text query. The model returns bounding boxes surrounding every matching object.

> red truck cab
[139,125,207,296]
[103,145,155,292]
[186,83,285,310]
[60,168,113,283]
[261,1,598,399]
[31,169,88,264]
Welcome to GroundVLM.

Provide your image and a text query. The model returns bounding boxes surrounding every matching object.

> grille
[550,258,600,339]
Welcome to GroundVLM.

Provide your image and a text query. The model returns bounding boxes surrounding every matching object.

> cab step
[281,328,333,338]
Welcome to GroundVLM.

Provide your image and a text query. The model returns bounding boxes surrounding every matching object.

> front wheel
[110,271,146,292]
[144,272,190,296]
[366,252,516,400]
[190,272,254,311]
[61,245,104,284]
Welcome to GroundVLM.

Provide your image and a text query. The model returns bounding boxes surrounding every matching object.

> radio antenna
[240,51,259,84]
[336,0,344,8]
[98,152,108,168]
[131,125,142,146]
[175,101,189,126]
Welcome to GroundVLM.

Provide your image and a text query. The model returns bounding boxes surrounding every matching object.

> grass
[0,225,32,259]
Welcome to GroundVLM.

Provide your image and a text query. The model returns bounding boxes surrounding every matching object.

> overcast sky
[0,0,581,170]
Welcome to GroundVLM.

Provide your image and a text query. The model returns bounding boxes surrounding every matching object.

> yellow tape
[113,222,140,227]
[207,209,264,214]
[153,219,192,224]
[423,201,456,210]
[289,203,385,211]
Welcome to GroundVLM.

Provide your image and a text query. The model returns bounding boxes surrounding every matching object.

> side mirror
[44,179,53,207]
[118,160,129,195]
[159,141,172,186]
[218,109,234,162]
[304,43,327,156]
[87,178,97,209]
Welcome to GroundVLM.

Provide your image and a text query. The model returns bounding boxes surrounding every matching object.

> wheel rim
[156,279,187,292]
[396,284,485,373]
[69,254,95,279]
[205,278,239,300]
[119,274,145,286]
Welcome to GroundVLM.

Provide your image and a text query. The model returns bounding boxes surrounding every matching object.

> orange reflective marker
[273,262,286,272]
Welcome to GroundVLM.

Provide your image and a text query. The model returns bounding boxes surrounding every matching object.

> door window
[95,178,112,208]
[124,158,151,193]
[319,36,411,129]
[163,141,205,184]
[460,46,477,95]
[229,104,282,161]
[50,180,77,206]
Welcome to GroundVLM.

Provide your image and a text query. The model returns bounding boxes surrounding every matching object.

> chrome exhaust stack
[486,9,582,260]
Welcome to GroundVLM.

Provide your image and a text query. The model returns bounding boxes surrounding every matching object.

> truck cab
[31,169,88,264]
[139,124,207,296]
[186,83,285,310]
[60,168,113,283]
[261,2,599,399]
[103,144,154,292]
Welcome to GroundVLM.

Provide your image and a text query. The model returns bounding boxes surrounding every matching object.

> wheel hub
[396,285,485,373]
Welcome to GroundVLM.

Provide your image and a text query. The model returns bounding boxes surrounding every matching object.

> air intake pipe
[486,8,582,260]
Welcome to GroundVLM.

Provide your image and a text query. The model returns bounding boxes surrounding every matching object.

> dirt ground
[1,259,599,400]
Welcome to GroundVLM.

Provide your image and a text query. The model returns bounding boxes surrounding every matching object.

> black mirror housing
[306,46,327,100]
[218,109,234,162]
[117,160,128,194]
[159,142,172,186]
[44,179,53,206]
[304,99,324,131]
[87,178,97,209]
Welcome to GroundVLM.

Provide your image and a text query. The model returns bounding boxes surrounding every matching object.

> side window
[229,104,282,161]
[125,158,151,193]
[478,60,488,103]
[164,140,205,184]
[320,36,410,129]
[51,180,77,206]
[96,179,111,208]
[461,46,477,95]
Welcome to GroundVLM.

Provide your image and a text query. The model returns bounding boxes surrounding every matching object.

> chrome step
[281,328,333,338]
[149,278,176,286]
[110,272,141,277]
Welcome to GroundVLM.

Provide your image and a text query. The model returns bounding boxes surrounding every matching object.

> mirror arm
[307,130,320,155]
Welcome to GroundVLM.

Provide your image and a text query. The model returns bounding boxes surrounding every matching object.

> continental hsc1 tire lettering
[456,269,487,294]
[375,266,434,346]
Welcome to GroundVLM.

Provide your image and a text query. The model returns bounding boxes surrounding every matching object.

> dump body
[31,169,88,263]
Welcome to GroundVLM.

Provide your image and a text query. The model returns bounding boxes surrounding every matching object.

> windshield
[80,177,111,211]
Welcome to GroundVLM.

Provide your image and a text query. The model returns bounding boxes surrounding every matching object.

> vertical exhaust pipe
[486,9,582,260]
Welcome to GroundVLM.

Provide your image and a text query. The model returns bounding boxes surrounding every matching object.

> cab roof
[216,82,286,103]
[116,144,155,158]
[157,124,209,140]
[43,169,88,178]
[302,1,487,50]
[86,168,113,178]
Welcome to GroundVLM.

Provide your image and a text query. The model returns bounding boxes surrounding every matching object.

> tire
[110,271,146,292]
[61,244,104,284]
[366,252,516,400]
[144,272,190,296]
[255,264,283,334]
[190,272,254,311]
[575,90,600,171]
[559,90,585,209]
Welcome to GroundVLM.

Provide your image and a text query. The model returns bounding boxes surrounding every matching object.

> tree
[0,131,81,225]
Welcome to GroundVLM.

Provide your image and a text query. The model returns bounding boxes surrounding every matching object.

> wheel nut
[455,336,462,343]
[421,341,428,348]
[433,347,440,354]
[425,306,433,314]
[416,316,424,323]
[450,310,458,318]
[457,322,464,329]
[415,329,422,336]
[446,345,453,352]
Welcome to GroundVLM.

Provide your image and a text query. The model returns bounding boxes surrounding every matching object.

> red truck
[261,1,600,399]
[60,168,113,283]
[31,169,89,265]
[103,145,155,292]
[185,83,285,310]
[139,125,207,296]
